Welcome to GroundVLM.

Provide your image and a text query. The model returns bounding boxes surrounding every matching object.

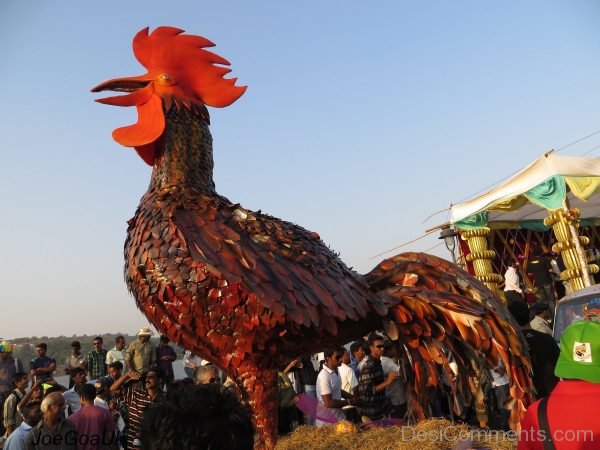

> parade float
[94,27,532,449]
[439,152,600,300]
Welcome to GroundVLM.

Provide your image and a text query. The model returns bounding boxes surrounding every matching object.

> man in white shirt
[315,348,352,427]
[503,259,523,304]
[338,349,358,395]
[105,335,127,369]
[93,378,111,410]
[380,345,407,418]
[3,401,42,450]
[338,348,359,422]
[530,302,552,335]
[183,350,202,379]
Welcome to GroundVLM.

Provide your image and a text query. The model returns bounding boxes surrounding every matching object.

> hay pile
[276,419,517,450]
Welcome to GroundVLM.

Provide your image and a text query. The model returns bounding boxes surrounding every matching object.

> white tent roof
[450,152,600,225]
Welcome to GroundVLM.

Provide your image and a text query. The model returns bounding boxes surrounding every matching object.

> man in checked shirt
[355,334,398,422]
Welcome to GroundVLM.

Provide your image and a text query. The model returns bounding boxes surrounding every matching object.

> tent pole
[568,220,591,288]
[545,207,598,292]
[459,227,504,299]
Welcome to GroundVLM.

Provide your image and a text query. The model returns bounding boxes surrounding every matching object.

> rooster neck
[149,107,216,194]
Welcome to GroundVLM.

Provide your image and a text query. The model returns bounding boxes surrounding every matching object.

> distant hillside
[9,333,185,375]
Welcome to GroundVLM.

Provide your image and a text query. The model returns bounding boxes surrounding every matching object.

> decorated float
[439,152,600,300]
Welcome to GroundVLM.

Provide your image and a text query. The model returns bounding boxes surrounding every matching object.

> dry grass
[276,419,517,450]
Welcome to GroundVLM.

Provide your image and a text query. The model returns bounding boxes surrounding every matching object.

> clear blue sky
[2,1,600,339]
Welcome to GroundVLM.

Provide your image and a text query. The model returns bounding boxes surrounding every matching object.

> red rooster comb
[92,26,247,165]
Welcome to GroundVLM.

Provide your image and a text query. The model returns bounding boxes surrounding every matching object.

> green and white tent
[450,152,600,231]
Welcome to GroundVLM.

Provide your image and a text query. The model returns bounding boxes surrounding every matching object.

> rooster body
[94,27,533,449]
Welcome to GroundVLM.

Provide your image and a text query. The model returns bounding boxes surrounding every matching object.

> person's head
[78,383,96,405]
[12,372,29,391]
[508,300,531,327]
[341,348,351,365]
[93,336,104,350]
[531,302,550,320]
[44,385,63,396]
[70,367,87,386]
[383,342,397,359]
[323,348,344,370]
[115,335,126,350]
[71,341,81,354]
[95,377,111,398]
[368,334,385,360]
[0,341,14,361]
[108,361,123,380]
[143,367,165,391]
[350,341,366,361]
[531,245,543,258]
[141,383,254,450]
[36,343,48,358]
[21,401,42,427]
[137,327,154,343]
[555,321,600,383]
[31,383,44,400]
[41,392,66,420]
[506,258,518,268]
[194,365,220,385]
[159,335,170,346]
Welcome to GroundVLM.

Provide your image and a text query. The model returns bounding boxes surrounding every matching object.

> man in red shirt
[518,320,600,450]
[69,383,116,450]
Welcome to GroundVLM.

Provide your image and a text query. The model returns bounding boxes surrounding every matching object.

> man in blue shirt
[28,343,56,383]
[2,401,42,450]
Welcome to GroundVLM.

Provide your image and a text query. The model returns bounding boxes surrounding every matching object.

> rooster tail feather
[365,252,534,431]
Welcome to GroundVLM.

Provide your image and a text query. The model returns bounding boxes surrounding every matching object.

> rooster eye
[160,74,170,80]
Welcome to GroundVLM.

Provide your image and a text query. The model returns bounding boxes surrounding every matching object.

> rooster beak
[91,74,155,106]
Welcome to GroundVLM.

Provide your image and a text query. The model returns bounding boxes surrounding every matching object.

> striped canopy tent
[449,152,600,296]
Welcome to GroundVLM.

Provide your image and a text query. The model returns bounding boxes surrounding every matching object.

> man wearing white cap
[125,327,156,379]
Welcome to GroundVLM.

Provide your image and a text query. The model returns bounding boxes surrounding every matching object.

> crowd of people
[276,319,555,436]
[1,283,599,449]
[0,328,253,450]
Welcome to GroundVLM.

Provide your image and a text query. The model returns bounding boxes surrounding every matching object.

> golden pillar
[460,227,504,297]
[544,208,598,292]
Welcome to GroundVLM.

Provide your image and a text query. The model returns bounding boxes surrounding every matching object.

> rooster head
[92,26,246,166]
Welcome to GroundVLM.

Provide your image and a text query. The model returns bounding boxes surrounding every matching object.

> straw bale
[275,419,517,450]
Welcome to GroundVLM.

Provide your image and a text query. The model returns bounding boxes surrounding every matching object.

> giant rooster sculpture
[93,26,532,449]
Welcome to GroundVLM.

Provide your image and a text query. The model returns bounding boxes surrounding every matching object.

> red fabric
[518,380,600,450]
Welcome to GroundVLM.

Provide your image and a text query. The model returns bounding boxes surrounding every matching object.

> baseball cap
[555,320,600,383]
[95,377,112,394]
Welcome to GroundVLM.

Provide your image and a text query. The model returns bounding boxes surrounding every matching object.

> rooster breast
[124,186,385,368]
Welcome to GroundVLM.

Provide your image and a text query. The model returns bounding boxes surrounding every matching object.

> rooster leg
[232,358,279,450]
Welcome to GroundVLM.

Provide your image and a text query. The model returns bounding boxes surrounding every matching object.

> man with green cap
[518,320,600,449]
